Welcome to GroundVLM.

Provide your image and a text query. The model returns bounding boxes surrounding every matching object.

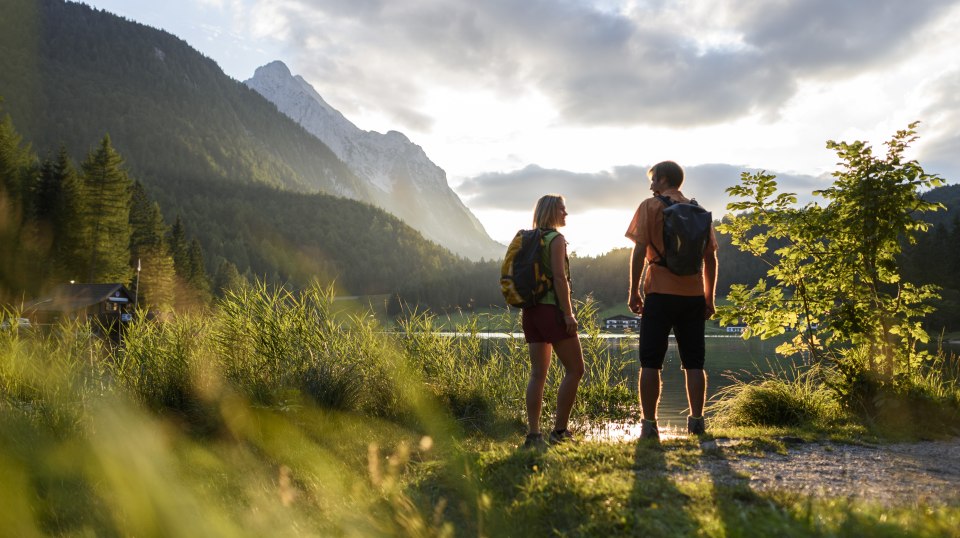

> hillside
[923,183,960,226]
[0,0,471,295]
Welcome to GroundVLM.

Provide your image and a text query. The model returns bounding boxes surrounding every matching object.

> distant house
[604,314,640,330]
[28,283,134,327]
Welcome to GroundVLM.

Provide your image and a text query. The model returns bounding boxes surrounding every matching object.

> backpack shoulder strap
[649,196,672,266]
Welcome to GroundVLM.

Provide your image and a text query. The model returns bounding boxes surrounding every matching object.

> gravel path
[698,437,960,506]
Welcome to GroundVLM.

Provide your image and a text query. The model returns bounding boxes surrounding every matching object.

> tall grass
[0,283,638,535]
[711,363,844,429]
[712,345,960,438]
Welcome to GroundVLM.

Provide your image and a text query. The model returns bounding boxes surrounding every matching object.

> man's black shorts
[639,293,706,370]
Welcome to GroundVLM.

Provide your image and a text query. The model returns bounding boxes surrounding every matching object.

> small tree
[718,123,944,376]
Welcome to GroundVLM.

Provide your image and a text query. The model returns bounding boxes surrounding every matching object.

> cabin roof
[28,283,131,312]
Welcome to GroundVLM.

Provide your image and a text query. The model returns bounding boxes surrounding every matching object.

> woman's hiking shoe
[639,420,660,443]
[548,428,575,445]
[687,416,706,435]
[522,433,547,451]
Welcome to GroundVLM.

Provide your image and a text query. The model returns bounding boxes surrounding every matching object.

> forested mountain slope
[0,0,476,295]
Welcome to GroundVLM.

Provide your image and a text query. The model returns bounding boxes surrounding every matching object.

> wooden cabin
[28,283,134,327]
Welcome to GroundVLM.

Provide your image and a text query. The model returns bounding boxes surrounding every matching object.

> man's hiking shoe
[687,416,706,435]
[639,420,660,443]
[548,428,575,445]
[522,433,547,451]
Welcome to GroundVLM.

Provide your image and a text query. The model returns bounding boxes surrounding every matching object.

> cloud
[245,0,955,130]
[456,162,825,215]
[919,70,960,183]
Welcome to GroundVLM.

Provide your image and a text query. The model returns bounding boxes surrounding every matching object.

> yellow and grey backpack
[500,228,559,308]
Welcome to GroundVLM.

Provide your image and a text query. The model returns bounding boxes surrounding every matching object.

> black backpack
[651,195,712,276]
[500,228,560,308]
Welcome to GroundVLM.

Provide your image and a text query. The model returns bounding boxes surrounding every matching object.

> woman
[522,194,585,449]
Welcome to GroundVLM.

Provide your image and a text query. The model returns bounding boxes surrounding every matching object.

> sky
[82,0,960,256]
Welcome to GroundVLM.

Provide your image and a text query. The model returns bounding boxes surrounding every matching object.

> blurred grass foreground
[0,282,636,536]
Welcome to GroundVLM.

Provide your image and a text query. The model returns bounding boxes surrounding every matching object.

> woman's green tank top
[538,229,565,306]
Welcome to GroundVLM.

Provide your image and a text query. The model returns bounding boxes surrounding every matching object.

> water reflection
[584,420,689,443]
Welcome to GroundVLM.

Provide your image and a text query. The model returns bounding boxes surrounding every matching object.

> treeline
[0,106,474,308]
[0,112,219,310]
[393,237,771,314]
[902,213,960,334]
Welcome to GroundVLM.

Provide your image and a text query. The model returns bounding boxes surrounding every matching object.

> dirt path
[698,437,960,506]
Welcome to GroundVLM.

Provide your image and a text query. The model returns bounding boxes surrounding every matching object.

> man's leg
[674,295,707,433]
[639,367,662,421]
[638,294,670,424]
[684,369,706,417]
[526,343,552,434]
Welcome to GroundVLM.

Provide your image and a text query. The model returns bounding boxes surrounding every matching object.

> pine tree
[212,259,245,296]
[187,239,210,292]
[80,135,133,283]
[168,215,190,278]
[129,181,175,312]
[0,111,39,298]
[35,147,87,282]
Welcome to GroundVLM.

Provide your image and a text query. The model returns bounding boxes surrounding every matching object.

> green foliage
[712,365,844,428]
[0,109,41,299]
[34,147,87,283]
[129,181,177,311]
[2,288,960,535]
[718,124,944,375]
[79,135,133,283]
[825,347,960,438]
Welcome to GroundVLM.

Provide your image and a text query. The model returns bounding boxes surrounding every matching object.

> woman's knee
[530,364,550,383]
[567,359,585,380]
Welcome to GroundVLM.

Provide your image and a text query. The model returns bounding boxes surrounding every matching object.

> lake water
[607,334,800,427]
[450,331,801,427]
[444,332,960,429]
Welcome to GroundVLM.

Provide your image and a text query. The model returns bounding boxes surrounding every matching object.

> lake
[449,331,800,426]
[617,335,795,426]
[444,331,960,429]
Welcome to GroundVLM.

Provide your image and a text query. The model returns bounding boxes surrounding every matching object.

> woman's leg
[551,336,585,431]
[526,342,552,434]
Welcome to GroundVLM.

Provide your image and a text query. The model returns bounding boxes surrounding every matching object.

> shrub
[713,365,843,428]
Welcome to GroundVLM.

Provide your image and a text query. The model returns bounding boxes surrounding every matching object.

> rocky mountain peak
[245,63,502,260]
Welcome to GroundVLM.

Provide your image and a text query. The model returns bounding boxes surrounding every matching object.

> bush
[828,347,960,438]
[713,365,843,428]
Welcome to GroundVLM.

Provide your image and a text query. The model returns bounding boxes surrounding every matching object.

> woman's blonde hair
[532,194,565,229]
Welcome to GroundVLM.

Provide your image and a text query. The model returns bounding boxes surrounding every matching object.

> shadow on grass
[621,440,699,536]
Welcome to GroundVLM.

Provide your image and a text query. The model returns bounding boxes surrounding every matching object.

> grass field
[1,284,958,536]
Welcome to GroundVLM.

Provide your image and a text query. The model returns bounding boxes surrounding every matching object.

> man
[625,161,718,441]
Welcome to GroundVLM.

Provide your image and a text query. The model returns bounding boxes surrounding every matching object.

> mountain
[0,0,472,294]
[245,61,502,260]
[923,183,960,226]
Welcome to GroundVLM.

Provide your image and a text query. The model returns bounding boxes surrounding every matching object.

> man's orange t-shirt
[624,187,718,297]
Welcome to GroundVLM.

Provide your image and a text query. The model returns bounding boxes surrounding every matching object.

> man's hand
[628,291,644,315]
[704,299,715,320]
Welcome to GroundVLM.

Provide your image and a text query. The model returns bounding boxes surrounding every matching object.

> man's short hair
[648,161,684,188]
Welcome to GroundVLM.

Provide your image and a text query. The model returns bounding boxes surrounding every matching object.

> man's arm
[703,249,718,319]
[628,241,646,314]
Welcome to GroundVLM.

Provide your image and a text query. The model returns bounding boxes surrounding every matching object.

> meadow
[2,282,959,537]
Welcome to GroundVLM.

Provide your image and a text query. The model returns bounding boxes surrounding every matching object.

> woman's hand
[564,314,578,336]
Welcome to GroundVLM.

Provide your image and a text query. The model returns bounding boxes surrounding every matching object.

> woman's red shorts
[521,303,570,344]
